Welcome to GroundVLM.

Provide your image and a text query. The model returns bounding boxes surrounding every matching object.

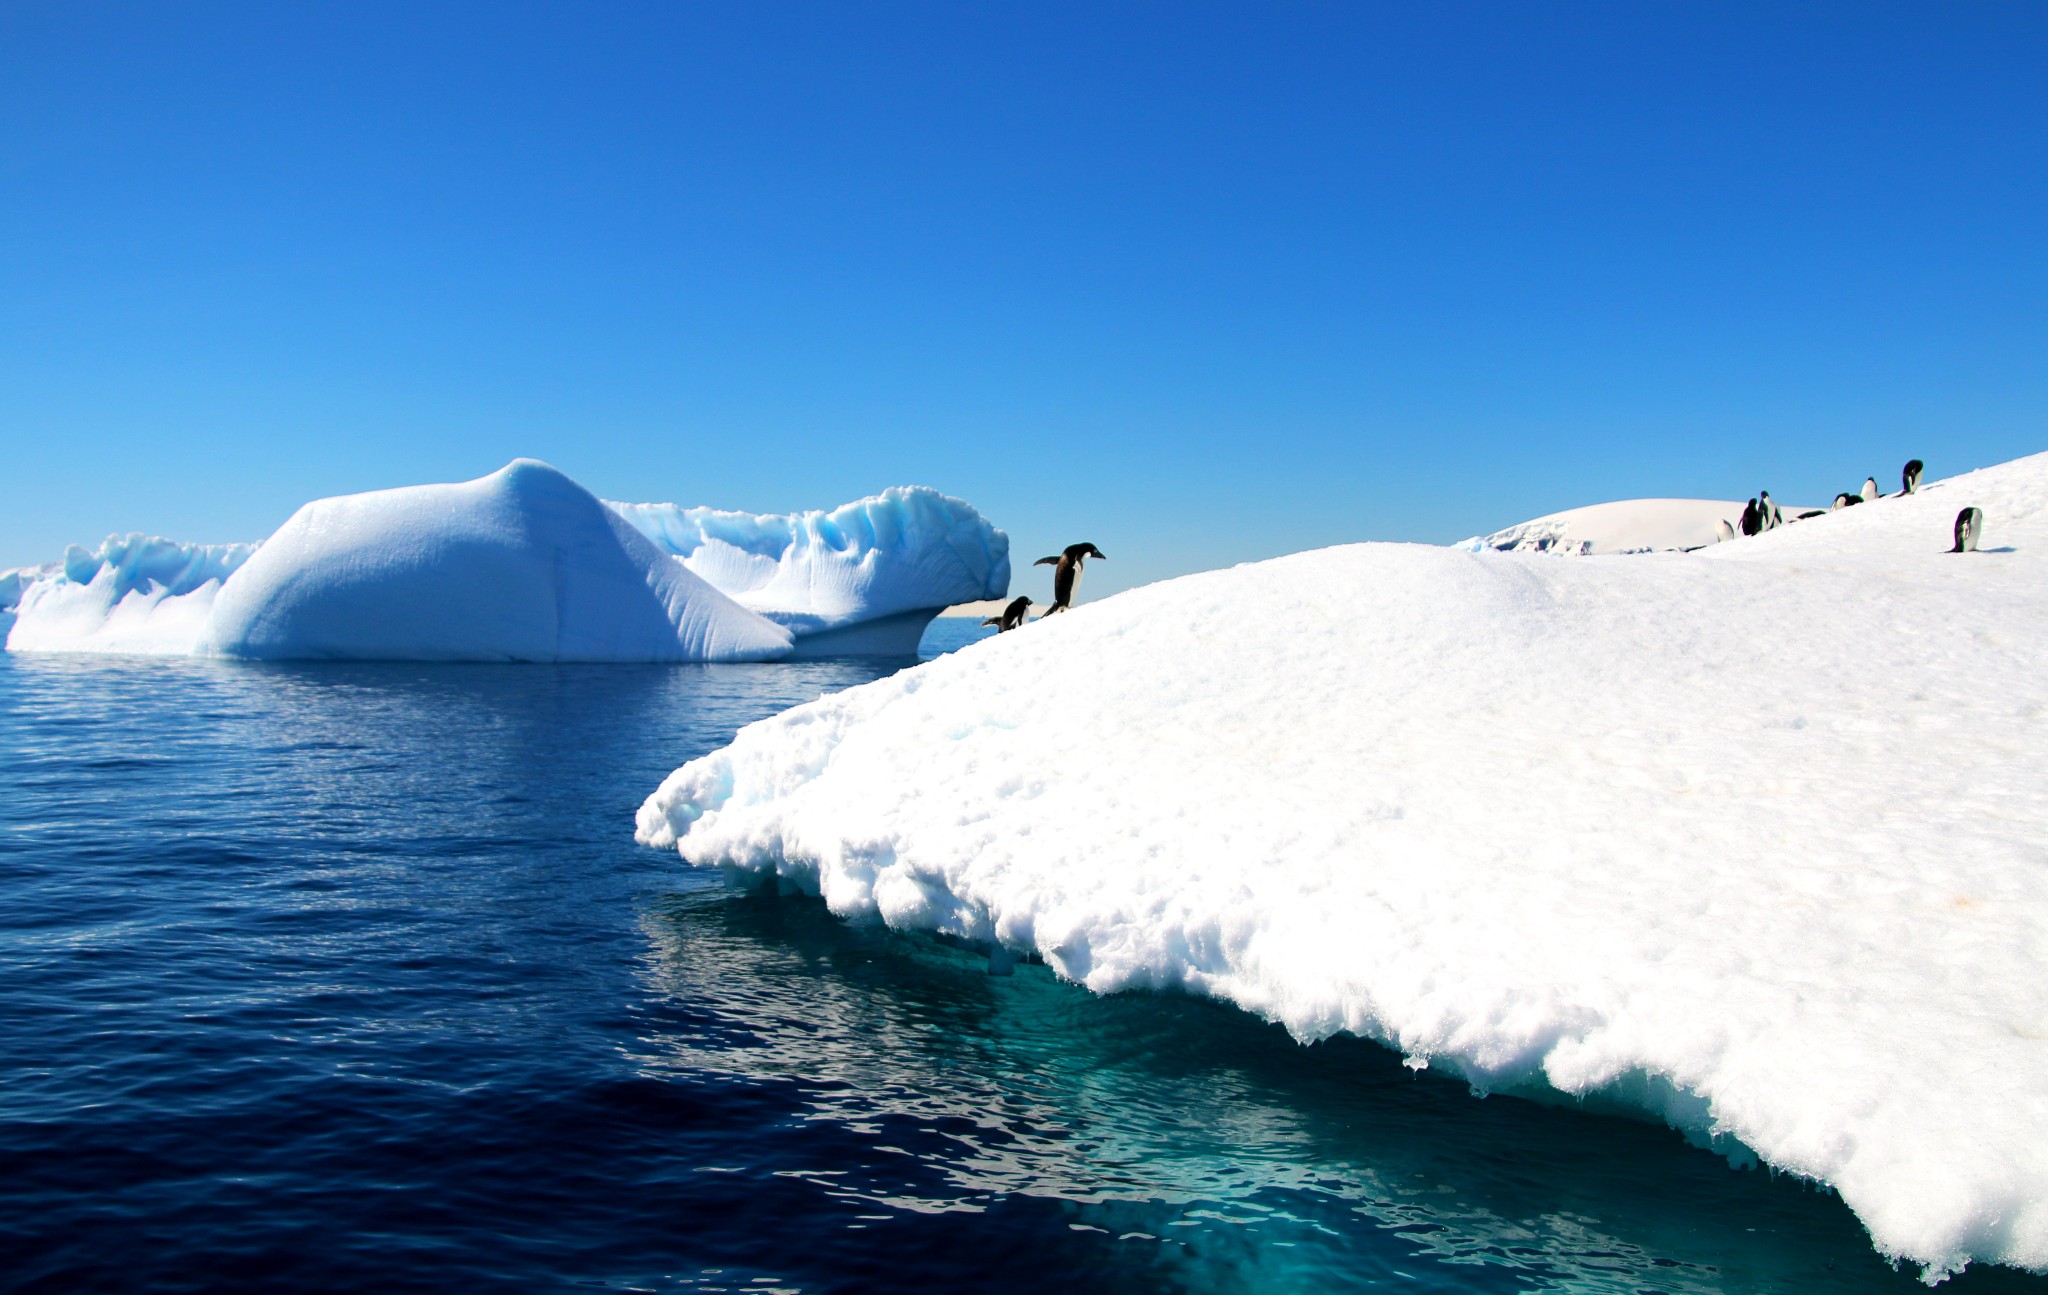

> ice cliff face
[639,451,2048,1281]
[4,464,1006,662]
[607,486,1009,657]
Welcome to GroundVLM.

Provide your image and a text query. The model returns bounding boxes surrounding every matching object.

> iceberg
[5,462,1007,663]
[639,451,2048,1280]
[608,485,1009,657]
[199,459,791,662]
[5,536,255,655]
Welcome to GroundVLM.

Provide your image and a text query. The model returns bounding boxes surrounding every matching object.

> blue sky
[3,1,2043,595]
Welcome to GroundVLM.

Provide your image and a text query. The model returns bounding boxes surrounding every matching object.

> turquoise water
[0,625,2040,1292]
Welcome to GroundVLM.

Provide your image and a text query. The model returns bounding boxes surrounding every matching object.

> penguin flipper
[1034,556,1060,567]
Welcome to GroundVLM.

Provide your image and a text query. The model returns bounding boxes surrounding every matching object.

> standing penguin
[1035,543,1106,614]
[1951,507,1983,553]
[1739,498,1762,537]
[1715,519,1736,543]
[1901,459,1924,495]
[1861,476,1880,503]
[980,595,1033,631]
[1759,491,1782,530]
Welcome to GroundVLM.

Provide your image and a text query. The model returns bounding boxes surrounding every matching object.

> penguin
[1951,507,1982,554]
[981,595,1032,631]
[1760,491,1782,530]
[1715,519,1736,543]
[1035,543,1106,614]
[1861,476,1879,503]
[1901,459,1924,495]
[1739,498,1762,537]
[1796,509,1826,520]
[1833,492,1863,510]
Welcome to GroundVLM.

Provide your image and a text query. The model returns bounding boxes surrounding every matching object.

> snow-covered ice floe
[609,486,1010,657]
[4,462,1006,662]
[640,451,2048,1280]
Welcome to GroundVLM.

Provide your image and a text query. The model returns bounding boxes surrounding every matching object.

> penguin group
[979,542,1107,633]
[1826,473,1887,512]
[1722,458,1975,552]
[1737,492,1783,537]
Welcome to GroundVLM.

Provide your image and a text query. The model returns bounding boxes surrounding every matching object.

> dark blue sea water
[1,622,2042,1294]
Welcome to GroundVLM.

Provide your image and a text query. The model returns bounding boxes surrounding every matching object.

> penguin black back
[1902,459,1924,495]
[1951,507,1982,553]
[1034,543,1106,613]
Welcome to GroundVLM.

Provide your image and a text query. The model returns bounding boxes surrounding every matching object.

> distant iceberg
[640,451,2048,1280]
[199,460,794,662]
[4,461,1007,662]
[610,485,1010,657]
[5,535,256,655]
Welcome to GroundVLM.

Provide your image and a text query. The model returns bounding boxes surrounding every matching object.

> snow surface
[200,460,792,662]
[608,486,1008,652]
[7,465,1007,662]
[640,452,2048,1279]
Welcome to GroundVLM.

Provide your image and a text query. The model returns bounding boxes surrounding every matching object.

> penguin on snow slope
[1035,543,1106,614]
[981,595,1033,632]
[1739,499,1763,537]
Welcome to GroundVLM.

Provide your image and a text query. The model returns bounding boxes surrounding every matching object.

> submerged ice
[639,451,2048,1280]
[4,462,1006,662]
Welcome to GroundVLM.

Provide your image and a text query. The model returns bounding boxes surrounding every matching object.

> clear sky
[3,1,2044,597]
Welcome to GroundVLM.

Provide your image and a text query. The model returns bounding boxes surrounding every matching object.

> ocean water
[0,622,2041,1295]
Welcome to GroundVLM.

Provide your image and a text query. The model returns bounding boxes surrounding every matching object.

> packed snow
[5,463,1006,662]
[609,485,1009,656]
[640,452,2048,1280]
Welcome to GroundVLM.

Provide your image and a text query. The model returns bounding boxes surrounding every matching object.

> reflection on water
[0,641,2040,1294]
[633,882,2036,1294]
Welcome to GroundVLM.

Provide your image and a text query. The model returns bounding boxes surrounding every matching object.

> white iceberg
[608,485,1010,657]
[5,462,1007,662]
[5,536,255,655]
[200,459,792,662]
[639,451,2048,1280]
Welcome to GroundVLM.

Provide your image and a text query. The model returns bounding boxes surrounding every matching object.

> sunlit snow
[639,451,2048,1280]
